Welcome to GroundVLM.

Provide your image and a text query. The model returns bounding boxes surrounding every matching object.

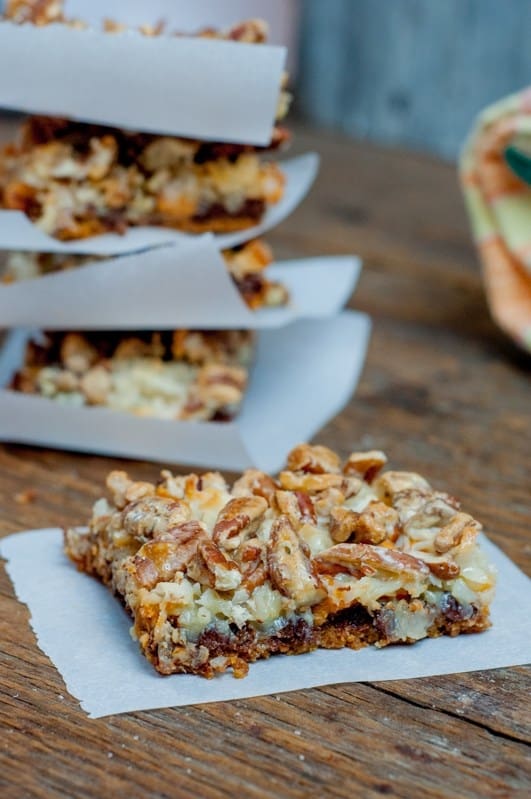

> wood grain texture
[0,118,530,798]
[298,0,531,159]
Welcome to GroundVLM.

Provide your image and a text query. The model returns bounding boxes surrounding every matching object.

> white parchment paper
[0,236,361,330]
[0,154,318,255]
[0,530,528,718]
[0,312,371,473]
[0,21,285,145]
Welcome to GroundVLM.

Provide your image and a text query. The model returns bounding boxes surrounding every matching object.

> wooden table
[0,120,529,798]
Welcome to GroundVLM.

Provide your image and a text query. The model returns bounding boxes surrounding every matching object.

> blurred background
[2,0,530,160]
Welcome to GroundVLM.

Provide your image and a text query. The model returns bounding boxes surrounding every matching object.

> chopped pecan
[275,490,316,528]
[329,507,359,543]
[427,560,460,580]
[353,501,399,545]
[59,332,98,374]
[106,470,134,509]
[312,487,346,516]
[79,364,111,404]
[392,488,460,526]
[238,538,268,591]
[213,496,268,551]
[133,539,200,589]
[286,443,341,474]
[196,541,242,591]
[124,481,156,504]
[343,450,388,482]
[122,496,190,541]
[266,516,325,608]
[232,469,278,504]
[374,471,431,504]
[279,471,344,493]
[405,495,462,534]
[341,475,364,499]
[314,543,430,578]
[434,513,481,554]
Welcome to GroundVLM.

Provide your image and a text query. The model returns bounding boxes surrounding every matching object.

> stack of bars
[0,0,368,469]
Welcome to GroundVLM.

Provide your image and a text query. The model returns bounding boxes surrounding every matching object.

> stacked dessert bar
[1,0,293,422]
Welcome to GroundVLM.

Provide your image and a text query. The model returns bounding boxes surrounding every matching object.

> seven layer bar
[65,444,496,678]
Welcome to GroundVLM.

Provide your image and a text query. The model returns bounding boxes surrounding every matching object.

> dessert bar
[65,444,496,678]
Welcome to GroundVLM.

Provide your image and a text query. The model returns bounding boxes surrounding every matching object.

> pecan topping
[275,490,316,528]
[434,513,481,554]
[196,541,242,591]
[314,544,430,578]
[232,469,278,504]
[329,507,359,543]
[106,470,134,509]
[238,538,268,591]
[375,471,431,504]
[343,450,388,482]
[267,516,325,608]
[427,561,461,580]
[279,471,344,493]
[122,496,190,541]
[286,444,341,474]
[133,539,200,588]
[213,496,268,551]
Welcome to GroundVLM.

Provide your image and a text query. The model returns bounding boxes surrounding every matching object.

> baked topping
[12,329,254,421]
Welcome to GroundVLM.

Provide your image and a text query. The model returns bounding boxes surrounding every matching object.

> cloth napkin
[460,87,531,352]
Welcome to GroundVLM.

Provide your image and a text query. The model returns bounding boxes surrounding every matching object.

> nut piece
[106,470,135,509]
[355,501,399,544]
[279,471,344,493]
[329,502,398,545]
[287,444,341,474]
[232,469,278,504]
[238,537,268,591]
[312,487,346,517]
[133,538,201,589]
[275,490,316,529]
[434,513,481,554]
[428,561,460,580]
[329,507,359,543]
[79,365,111,405]
[392,488,459,526]
[405,495,461,534]
[314,543,430,578]
[122,496,191,541]
[213,496,268,551]
[60,333,98,374]
[197,541,242,591]
[374,471,431,504]
[343,450,388,482]
[267,516,325,608]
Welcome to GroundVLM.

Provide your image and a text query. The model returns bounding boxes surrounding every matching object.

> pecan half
[232,469,278,504]
[374,471,431,504]
[286,443,341,474]
[196,541,242,591]
[122,496,190,541]
[266,516,325,608]
[213,496,268,551]
[314,543,430,578]
[427,560,460,580]
[279,471,344,493]
[343,450,387,482]
[392,488,460,526]
[434,513,481,554]
[275,490,316,528]
[133,538,201,589]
